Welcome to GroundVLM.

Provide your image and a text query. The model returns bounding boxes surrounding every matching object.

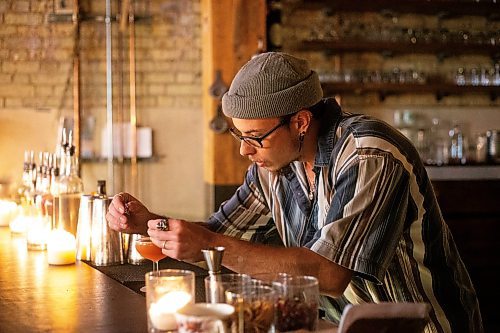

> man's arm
[147,218,352,298]
[212,232,353,298]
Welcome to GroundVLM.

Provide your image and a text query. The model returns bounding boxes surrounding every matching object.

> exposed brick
[0,73,12,82]
[12,73,29,83]
[148,84,165,95]
[166,84,201,96]
[5,98,25,107]
[2,61,40,73]
[0,84,34,97]
[12,1,30,13]
[4,13,43,25]
[0,26,17,36]
[30,72,69,84]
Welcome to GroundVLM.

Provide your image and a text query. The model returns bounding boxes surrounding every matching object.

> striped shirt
[207,98,482,333]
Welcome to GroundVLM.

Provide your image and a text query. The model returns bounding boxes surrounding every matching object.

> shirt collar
[314,98,343,167]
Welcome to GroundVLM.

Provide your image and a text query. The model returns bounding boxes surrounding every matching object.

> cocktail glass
[135,236,167,292]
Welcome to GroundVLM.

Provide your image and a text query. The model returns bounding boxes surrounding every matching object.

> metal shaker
[76,194,94,261]
[127,233,148,265]
[90,194,124,266]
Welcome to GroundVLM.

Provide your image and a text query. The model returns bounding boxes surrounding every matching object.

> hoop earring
[298,131,305,152]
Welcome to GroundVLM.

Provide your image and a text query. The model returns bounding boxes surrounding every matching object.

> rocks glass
[146,269,195,333]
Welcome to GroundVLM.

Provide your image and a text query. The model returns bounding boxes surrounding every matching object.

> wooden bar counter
[0,227,147,333]
[0,227,337,332]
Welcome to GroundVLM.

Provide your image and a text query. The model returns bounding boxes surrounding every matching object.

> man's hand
[106,192,160,235]
[147,218,213,262]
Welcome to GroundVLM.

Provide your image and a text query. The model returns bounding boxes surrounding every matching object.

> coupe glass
[135,236,167,292]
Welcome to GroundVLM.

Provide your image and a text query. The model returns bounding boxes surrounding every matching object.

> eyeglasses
[229,118,289,148]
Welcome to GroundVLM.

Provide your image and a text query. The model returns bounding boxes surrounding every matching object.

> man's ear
[294,109,312,132]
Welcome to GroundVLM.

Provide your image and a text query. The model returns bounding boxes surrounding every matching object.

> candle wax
[47,229,76,265]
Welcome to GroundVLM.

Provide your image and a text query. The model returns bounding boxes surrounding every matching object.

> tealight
[149,290,192,331]
[0,200,17,226]
[47,229,76,265]
[146,269,195,332]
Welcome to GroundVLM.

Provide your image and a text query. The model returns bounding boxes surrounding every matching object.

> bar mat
[83,258,231,302]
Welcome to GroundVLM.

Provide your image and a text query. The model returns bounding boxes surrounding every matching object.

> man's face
[231,117,300,172]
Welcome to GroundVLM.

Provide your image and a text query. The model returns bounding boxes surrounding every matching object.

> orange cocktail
[135,240,167,262]
[135,237,167,292]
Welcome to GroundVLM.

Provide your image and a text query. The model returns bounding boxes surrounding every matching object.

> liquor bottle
[27,152,51,250]
[57,130,83,236]
[16,150,32,205]
[49,153,60,230]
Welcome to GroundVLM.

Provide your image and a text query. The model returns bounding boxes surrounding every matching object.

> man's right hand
[106,192,158,235]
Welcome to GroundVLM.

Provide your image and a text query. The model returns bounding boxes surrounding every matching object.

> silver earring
[298,131,305,152]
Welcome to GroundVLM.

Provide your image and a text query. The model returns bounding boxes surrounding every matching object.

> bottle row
[393,110,499,166]
[15,129,84,251]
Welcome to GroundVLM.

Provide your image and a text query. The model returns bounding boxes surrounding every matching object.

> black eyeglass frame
[229,117,290,148]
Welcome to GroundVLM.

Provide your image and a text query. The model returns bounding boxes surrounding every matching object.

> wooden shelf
[298,0,500,19]
[298,40,500,58]
[81,156,162,163]
[321,81,500,100]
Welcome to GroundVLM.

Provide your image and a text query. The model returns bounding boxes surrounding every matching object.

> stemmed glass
[135,236,167,292]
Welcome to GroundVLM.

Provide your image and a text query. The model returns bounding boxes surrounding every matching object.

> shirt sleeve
[309,154,411,284]
[207,164,278,243]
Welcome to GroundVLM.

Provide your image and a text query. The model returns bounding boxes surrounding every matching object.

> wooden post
[201,0,266,207]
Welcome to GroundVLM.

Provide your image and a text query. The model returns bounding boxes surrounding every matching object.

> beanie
[222,52,323,119]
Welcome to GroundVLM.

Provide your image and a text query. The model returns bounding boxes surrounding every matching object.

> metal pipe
[105,0,114,194]
[72,0,81,174]
[128,1,138,196]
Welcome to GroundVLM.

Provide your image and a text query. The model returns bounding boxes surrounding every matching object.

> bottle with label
[57,130,83,236]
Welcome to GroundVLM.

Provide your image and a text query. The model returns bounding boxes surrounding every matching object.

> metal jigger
[202,247,225,303]
[202,246,225,274]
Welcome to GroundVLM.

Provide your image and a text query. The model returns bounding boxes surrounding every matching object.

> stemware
[135,236,167,292]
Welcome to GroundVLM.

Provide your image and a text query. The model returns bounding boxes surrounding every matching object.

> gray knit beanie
[222,52,323,119]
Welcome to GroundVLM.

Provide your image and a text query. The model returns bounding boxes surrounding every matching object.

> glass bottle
[49,153,60,230]
[57,131,83,236]
[27,152,51,250]
[449,124,467,165]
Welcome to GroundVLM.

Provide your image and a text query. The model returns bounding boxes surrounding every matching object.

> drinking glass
[146,269,195,333]
[204,273,251,304]
[225,285,276,333]
[273,276,319,332]
[135,236,167,292]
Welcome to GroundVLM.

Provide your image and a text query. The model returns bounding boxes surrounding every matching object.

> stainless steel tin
[76,194,94,261]
[127,234,148,265]
[486,130,500,163]
[90,196,123,266]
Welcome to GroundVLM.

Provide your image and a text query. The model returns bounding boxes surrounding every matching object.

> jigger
[202,247,225,303]
[202,246,225,274]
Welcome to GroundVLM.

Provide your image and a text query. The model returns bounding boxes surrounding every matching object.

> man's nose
[239,141,256,156]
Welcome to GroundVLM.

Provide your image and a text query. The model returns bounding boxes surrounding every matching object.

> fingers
[106,193,131,231]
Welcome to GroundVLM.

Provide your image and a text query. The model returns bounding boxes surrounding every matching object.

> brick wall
[0,0,208,220]
[0,0,201,112]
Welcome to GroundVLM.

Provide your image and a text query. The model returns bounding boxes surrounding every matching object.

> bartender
[107,52,482,332]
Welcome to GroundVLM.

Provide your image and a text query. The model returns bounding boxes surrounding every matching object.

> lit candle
[9,214,33,234]
[149,290,192,331]
[47,229,76,265]
[0,200,17,226]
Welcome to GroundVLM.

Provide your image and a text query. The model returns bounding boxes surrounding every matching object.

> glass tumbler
[225,285,276,333]
[273,275,319,332]
[146,269,195,333]
[204,273,251,304]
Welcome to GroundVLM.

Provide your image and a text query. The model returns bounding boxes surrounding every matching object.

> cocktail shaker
[76,194,94,261]
[90,195,123,266]
[127,233,148,265]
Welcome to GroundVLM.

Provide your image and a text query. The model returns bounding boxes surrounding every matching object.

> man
[107,52,482,332]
